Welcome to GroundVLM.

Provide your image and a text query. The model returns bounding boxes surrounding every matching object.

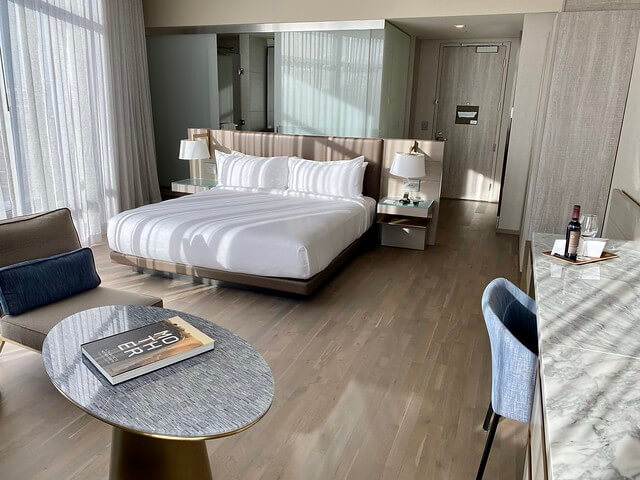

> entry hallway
[0,199,527,480]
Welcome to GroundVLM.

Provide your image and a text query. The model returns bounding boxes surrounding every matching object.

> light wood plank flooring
[0,199,526,479]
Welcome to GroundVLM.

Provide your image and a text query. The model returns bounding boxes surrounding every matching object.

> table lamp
[390,145,426,204]
[179,139,210,161]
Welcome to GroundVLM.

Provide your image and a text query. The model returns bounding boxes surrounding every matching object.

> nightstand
[171,178,217,194]
[377,197,434,250]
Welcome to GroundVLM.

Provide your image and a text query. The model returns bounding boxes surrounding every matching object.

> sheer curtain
[274,30,384,138]
[103,0,160,211]
[0,0,160,244]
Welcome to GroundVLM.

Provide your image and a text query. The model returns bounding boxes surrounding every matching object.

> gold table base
[109,428,213,480]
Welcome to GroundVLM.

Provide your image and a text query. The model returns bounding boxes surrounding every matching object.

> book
[81,316,215,385]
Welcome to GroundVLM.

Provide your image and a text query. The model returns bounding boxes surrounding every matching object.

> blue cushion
[0,248,101,316]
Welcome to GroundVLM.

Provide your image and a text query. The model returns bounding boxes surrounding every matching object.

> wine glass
[577,214,598,259]
[580,214,599,238]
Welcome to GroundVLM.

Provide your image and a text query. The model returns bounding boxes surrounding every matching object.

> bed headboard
[187,129,384,200]
[604,188,640,240]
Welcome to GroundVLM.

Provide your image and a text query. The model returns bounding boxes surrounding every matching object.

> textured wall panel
[564,0,640,11]
[527,10,640,235]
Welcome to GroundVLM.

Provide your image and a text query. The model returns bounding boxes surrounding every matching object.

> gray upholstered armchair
[0,208,163,353]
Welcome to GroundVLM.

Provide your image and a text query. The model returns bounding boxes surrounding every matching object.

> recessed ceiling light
[454,24,465,29]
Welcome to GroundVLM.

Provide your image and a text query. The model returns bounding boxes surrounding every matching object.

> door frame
[432,41,511,202]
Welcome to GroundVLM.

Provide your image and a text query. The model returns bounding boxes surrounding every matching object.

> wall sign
[456,105,479,125]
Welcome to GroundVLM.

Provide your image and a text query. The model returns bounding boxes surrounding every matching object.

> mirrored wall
[145,22,411,186]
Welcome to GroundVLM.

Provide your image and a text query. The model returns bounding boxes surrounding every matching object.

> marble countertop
[532,233,640,480]
[42,305,274,440]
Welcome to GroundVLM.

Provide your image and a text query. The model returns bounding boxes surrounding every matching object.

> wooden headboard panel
[605,189,640,240]
[187,129,385,200]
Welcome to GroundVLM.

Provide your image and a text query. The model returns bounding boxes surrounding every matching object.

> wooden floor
[0,199,526,480]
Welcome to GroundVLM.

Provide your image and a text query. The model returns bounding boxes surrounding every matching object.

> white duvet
[107,188,376,279]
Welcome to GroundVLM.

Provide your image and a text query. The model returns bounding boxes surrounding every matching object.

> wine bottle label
[568,231,580,254]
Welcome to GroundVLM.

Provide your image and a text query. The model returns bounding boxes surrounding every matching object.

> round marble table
[42,305,274,480]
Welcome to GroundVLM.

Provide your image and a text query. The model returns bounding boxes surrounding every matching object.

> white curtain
[0,0,160,244]
[103,0,160,210]
[274,30,384,138]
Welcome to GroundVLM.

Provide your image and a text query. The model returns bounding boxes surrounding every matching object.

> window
[0,0,118,243]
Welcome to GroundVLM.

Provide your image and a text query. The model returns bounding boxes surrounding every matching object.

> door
[434,45,507,201]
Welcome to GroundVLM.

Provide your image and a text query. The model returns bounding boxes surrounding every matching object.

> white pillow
[215,150,288,190]
[287,156,366,198]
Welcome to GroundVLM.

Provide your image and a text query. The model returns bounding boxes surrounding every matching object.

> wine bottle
[564,204,581,261]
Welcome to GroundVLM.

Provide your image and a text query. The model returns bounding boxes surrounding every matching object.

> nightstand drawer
[381,223,427,250]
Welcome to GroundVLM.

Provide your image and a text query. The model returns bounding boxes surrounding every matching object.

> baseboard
[496,228,519,235]
[440,197,498,204]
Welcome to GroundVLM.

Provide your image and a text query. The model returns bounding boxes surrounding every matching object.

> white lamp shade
[179,139,210,160]
[390,152,426,178]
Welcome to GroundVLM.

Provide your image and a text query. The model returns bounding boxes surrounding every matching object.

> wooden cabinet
[521,10,640,252]
[523,363,548,480]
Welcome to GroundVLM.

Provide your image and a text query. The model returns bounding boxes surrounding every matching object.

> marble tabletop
[42,305,274,440]
[532,233,640,480]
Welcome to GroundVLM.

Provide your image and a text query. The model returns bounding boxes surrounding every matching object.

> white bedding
[107,188,376,280]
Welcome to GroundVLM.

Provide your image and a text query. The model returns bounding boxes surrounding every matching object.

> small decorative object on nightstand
[377,196,434,250]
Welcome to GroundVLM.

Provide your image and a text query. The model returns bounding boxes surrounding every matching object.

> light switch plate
[421,120,429,131]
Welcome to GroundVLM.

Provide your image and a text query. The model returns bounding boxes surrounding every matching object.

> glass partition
[274,29,384,138]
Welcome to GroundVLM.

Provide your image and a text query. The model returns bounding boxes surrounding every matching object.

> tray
[541,250,618,265]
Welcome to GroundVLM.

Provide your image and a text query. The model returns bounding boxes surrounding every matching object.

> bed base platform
[110,230,375,296]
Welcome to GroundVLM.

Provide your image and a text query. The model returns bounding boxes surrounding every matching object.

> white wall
[409,39,440,140]
[604,30,640,235]
[143,0,563,28]
[379,22,411,138]
[498,13,556,232]
[493,39,520,204]
[146,34,219,187]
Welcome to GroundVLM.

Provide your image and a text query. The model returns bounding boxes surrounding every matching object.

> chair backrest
[482,278,538,423]
[0,208,81,268]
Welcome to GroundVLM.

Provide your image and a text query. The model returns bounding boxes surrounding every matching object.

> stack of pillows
[214,150,368,199]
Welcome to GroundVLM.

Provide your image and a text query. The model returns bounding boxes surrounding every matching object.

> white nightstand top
[377,197,434,219]
[171,177,217,194]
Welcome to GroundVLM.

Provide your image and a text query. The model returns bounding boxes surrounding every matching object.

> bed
[108,130,385,295]
[108,188,376,280]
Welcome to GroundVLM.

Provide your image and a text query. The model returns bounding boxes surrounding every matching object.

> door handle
[435,131,447,142]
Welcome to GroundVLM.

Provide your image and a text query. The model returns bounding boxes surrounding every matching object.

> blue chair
[476,278,538,480]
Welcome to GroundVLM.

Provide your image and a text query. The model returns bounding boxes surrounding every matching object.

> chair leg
[0,339,5,354]
[476,413,501,480]
[482,402,494,432]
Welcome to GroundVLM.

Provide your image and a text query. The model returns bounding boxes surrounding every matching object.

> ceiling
[391,14,524,40]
